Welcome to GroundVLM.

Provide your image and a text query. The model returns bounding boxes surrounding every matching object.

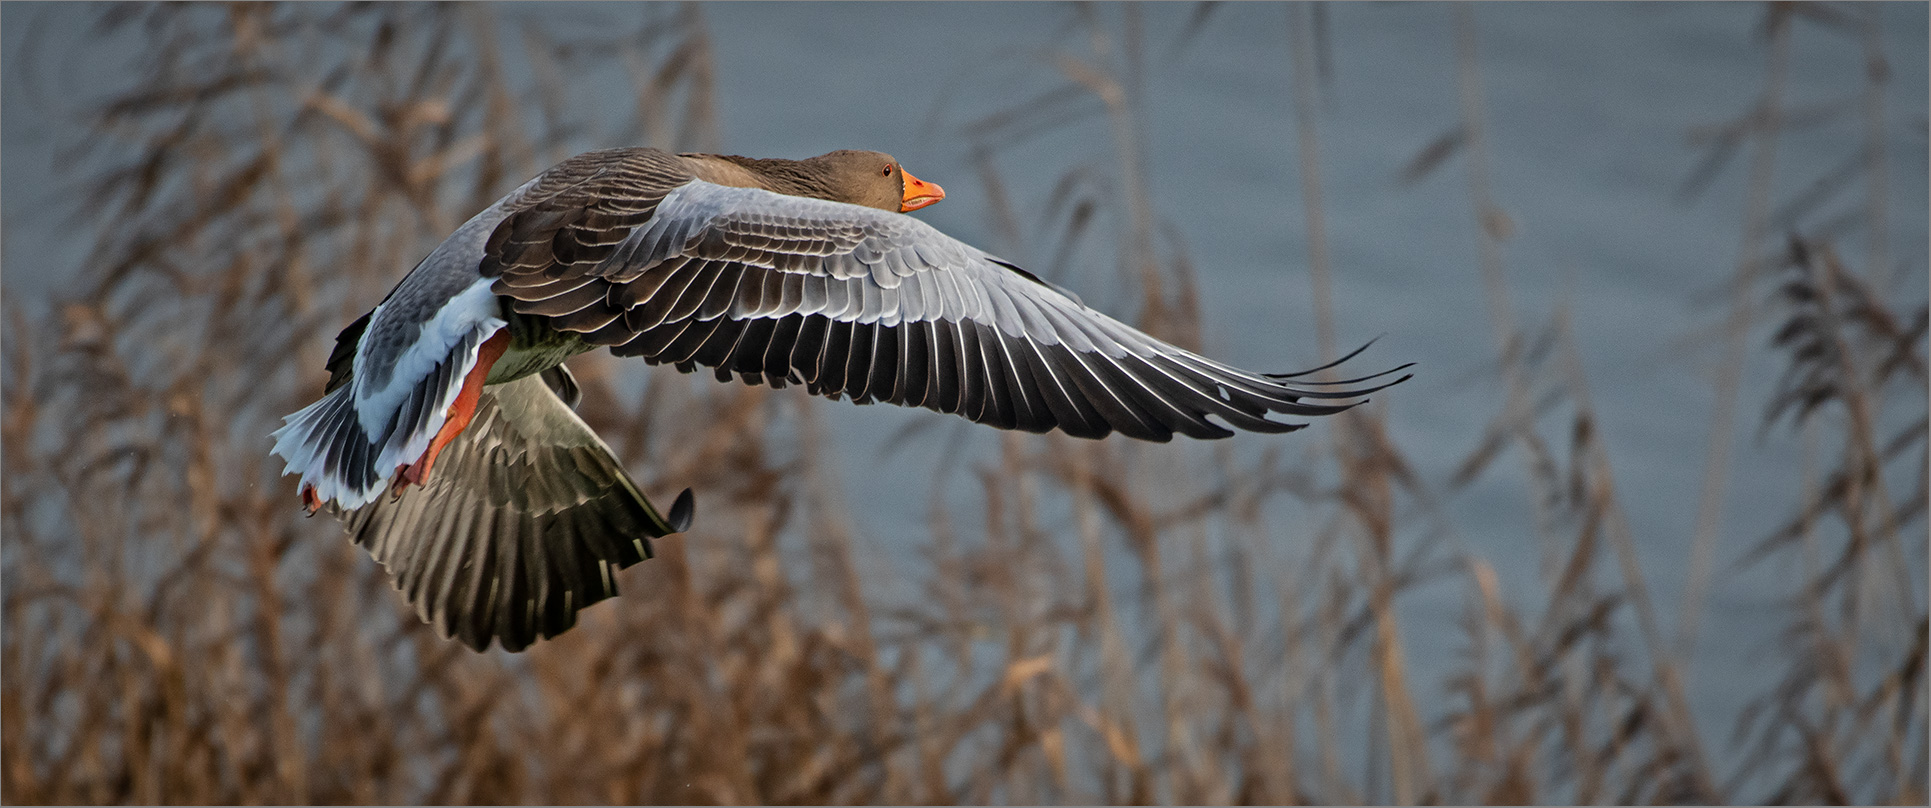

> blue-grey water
[5,0,1926,786]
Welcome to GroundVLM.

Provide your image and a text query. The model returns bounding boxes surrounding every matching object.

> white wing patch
[354,278,505,475]
[271,276,505,510]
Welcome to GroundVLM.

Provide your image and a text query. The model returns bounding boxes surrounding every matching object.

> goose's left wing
[337,369,694,652]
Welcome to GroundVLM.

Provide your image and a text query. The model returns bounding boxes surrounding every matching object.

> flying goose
[271,148,1407,651]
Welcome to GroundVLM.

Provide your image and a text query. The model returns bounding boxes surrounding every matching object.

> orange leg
[397,330,510,490]
[301,484,322,515]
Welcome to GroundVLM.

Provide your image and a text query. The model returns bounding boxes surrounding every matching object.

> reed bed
[2,3,1923,804]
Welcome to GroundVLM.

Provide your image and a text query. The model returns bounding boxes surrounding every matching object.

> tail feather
[270,385,383,508]
[270,326,495,509]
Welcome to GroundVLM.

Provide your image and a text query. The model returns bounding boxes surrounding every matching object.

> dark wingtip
[1265,335,1383,380]
[668,488,696,533]
[1272,361,1417,386]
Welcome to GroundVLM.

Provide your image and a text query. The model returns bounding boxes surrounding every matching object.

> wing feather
[843,322,876,402]
[698,264,746,320]
[689,316,748,370]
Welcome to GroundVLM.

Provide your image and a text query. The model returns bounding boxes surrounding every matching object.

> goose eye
[882,164,894,177]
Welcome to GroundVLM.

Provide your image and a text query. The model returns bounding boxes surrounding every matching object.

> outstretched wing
[484,157,1406,442]
[338,369,694,653]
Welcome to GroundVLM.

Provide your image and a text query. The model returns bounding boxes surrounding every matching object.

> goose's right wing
[484,153,1407,442]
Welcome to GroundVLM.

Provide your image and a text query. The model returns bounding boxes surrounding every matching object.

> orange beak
[899,168,945,212]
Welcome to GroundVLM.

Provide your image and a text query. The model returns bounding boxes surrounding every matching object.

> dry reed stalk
[1678,1,1792,673]
[1286,3,1337,367]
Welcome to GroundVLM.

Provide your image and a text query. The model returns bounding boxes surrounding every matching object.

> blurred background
[2,2,1924,804]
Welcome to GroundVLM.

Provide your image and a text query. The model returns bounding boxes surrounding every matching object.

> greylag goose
[271,148,1407,651]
